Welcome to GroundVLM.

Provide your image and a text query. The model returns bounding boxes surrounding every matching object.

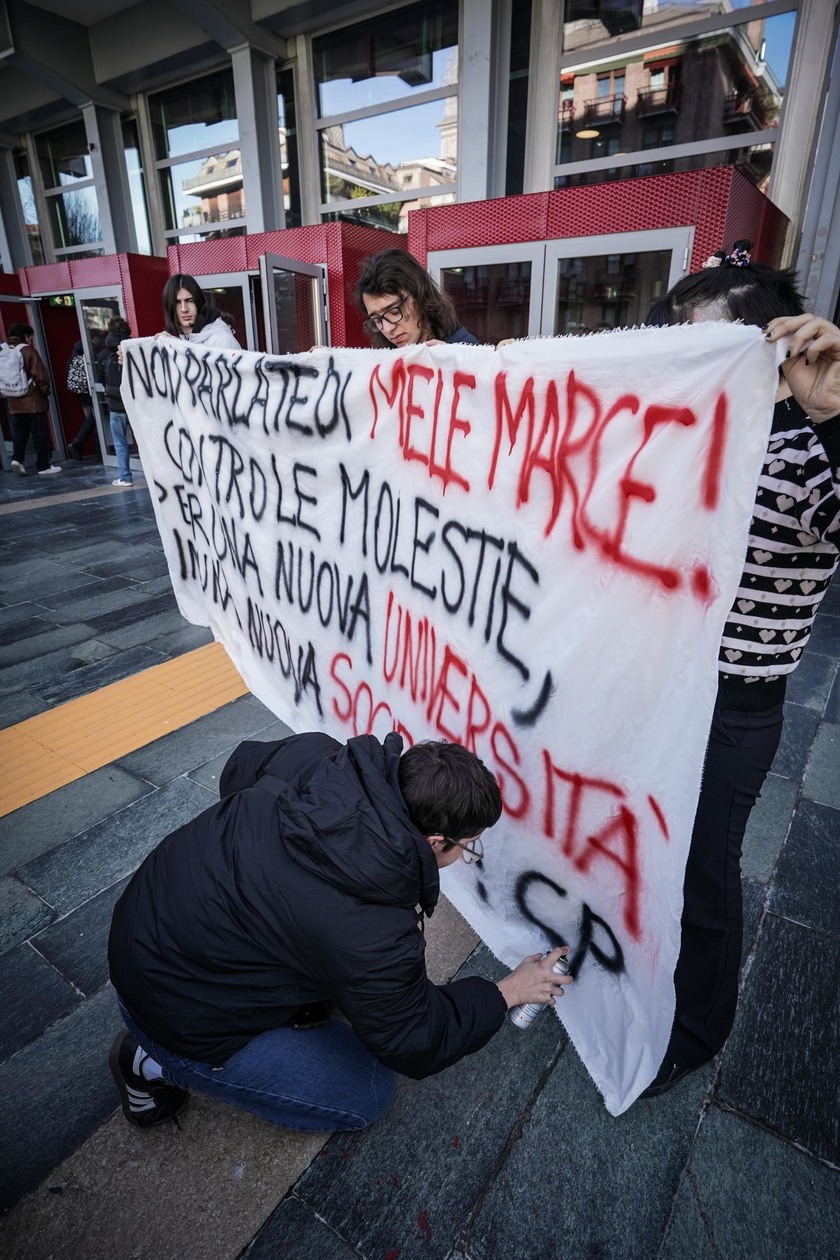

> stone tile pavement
[1,463,838,1258]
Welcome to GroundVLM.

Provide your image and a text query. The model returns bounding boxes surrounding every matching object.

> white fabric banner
[122,324,777,1114]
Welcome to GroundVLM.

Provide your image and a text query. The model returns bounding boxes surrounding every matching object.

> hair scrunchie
[704,240,752,269]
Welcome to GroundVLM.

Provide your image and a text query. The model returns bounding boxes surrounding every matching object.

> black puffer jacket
[108,731,506,1075]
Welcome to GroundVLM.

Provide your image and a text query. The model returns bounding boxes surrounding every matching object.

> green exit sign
[49,294,75,307]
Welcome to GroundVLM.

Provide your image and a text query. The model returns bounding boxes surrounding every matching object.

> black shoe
[108,1030,188,1128]
[67,446,81,460]
[640,1060,698,1099]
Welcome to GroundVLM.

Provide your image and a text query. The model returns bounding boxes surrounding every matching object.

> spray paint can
[507,953,570,1029]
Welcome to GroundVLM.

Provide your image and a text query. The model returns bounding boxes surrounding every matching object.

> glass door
[259,254,329,354]
[427,229,693,341]
[192,273,255,350]
[542,228,693,334]
[427,243,545,341]
[74,287,134,474]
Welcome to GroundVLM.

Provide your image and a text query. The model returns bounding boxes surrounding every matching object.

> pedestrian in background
[98,319,135,488]
[4,322,60,477]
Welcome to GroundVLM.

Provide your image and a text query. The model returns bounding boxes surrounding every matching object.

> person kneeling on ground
[107,733,571,1130]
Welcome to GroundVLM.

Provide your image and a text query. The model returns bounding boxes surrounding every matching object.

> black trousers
[70,398,98,452]
[11,412,51,471]
[667,698,784,1068]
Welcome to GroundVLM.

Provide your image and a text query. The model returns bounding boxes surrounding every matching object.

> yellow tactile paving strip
[0,641,248,817]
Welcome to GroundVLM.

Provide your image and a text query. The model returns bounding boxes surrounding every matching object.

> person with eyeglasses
[108,732,571,1132]
[356,248,479,349]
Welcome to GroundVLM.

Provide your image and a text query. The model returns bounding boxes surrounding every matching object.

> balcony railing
[723,91,769,131]
[636,80,682,117]
[580,94,626,127]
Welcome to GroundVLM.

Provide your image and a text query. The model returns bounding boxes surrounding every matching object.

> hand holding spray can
[507,952,571,1029]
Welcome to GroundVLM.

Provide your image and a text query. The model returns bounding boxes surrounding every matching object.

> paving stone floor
[1,461,838,1258]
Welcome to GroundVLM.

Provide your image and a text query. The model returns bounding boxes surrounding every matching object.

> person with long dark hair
[642,242,840,1096]
[356,249,478,348]
[161,274,240,349]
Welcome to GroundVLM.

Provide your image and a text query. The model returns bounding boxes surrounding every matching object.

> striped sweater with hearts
[717,397,840,712]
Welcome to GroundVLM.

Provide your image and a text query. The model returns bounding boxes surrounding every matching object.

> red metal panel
[122,254,170,336]
[18,262,72,296]
[67,257,122,288]
[338,224,409,347]
[167,238,251,276]
[722,167,787,267]
[408,168,788,277]
[410,193,552,261]
[245,227,330,269]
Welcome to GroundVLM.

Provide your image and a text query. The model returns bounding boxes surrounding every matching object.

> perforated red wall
[17,254,169,337]
[408,167,788,274]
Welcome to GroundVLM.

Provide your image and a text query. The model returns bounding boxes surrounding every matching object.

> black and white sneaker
[108,1030,188,1128]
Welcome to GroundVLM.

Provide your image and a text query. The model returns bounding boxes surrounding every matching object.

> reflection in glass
[204,286,247,348]
[320,97,457,227]
[172,227,247,245]
[123,119,152,254]
[554,252,671,334]
[149,68,238,161]
[48,187,102,250]
[556,15,792,178]
[277,67,302,228]
[555,141,776,192]
[441,262,532,343]
[506,0,533,195]
[36,120,94,189]
[270,271,319,354]
[161,152,246,234]
[15,157,44,265]
[78,296,129,458]
[563,0,784,54]
[313,0,458,115]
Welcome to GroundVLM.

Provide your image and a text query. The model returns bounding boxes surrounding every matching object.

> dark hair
[107,316,130,335]
[355,248,459,347]
[7,322,33,340]
[648,255,804,329]
[398,740,502,840]
[162,274,207,337]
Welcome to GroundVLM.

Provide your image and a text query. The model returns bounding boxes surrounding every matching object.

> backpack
[67,354,89,395]
[104,351,122,395]
[0,342,30,397]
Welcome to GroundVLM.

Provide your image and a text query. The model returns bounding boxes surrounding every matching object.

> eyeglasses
[363,299,407,334]
[445,835,484,864]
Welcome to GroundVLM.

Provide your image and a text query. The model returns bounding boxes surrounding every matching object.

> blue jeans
[116,997,396,1131]
[109,411,132,481]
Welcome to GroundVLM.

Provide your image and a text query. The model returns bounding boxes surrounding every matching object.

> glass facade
[36,120,94,190]
[441,262,533,343]
[15,150,44,265]
[123,119,152,255]
[277,66,302,228]
[552,251,671,333]
[312,0,459,229]
[562,0,786,54]
[47,186,102,250]
[35,120,104,257]
[555,10,794,192]
[149,68,245,242]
